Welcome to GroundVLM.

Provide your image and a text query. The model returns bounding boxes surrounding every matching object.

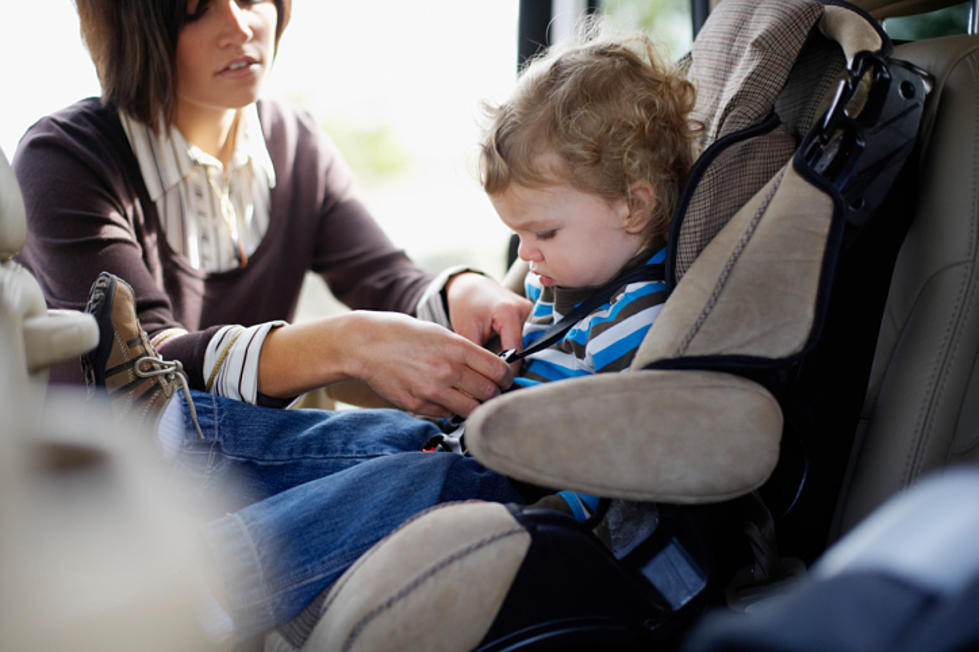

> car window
[884,1,972,40]
[600,0,694,60]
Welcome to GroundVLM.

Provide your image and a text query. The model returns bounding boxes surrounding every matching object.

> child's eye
[535,230,557,241]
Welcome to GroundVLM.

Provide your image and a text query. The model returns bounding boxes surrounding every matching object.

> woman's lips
[218,58,259,77]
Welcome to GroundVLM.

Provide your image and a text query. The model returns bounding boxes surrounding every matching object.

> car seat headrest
[0,148,27,262]
[689,0,824,147]
[672,0,889,282]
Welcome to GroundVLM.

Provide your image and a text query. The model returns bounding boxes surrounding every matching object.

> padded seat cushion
[466,369,782,503]
[280,502,531,652]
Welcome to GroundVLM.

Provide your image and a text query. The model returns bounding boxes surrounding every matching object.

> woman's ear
[624,180,657,233]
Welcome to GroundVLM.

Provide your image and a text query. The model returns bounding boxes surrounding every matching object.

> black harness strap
[499,262,666,364]
[423,261,667,453]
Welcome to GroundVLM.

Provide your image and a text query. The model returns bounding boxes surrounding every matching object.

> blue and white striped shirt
[515,248,668,388]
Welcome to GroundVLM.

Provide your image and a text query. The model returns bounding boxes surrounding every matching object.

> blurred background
[0,1,694,316]
[2,0,967,316]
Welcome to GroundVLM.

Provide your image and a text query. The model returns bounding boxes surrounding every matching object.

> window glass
[268,2,521,283]
[599,0,693,60]
[884,2,971,41]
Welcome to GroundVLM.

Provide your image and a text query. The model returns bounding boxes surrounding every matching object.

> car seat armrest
[466,369,782,503]
[23,309,98,375]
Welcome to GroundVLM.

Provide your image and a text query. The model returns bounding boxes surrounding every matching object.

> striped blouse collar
[118,103,276,202]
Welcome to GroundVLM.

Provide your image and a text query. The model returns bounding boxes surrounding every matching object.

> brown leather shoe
[81,272,202,438]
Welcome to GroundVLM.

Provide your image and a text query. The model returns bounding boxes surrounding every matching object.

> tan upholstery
[820,5,884,60]
[637,164,834,365]
[463,0,863,508]
[833,33,979,536]
[290,502,531,652]
[466,370,781,503]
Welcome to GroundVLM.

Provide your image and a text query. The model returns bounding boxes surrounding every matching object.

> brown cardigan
[15,98,434,388]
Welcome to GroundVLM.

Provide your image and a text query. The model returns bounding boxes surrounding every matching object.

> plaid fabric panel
[676,125,797,277]
[675,0,827,280]
[689,0,826,142]
[775,35,849,141]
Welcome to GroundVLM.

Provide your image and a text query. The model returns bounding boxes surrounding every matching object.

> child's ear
[624,180,657,233]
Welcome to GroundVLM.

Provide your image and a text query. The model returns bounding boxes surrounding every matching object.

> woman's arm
[258,311,514,418]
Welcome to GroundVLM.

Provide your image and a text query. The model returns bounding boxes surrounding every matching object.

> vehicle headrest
[0,148,27,262]
[849,0,966,19]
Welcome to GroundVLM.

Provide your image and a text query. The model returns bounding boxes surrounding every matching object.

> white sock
[194,574,234,643]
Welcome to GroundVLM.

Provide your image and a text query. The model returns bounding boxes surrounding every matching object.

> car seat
[260,1,976,650]
[0,147,214,650]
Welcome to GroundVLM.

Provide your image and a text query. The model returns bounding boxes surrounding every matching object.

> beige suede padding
[635,164,833,367]
[466,370,782,503]
[819,5,883,63]
[303,502,531,652]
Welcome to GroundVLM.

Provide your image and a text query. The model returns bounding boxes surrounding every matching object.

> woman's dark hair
[74,0,291,128]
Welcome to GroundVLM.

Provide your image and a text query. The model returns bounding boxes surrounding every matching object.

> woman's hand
[344,311,515,418]
[445,272,532,353]
[258,311,515,418]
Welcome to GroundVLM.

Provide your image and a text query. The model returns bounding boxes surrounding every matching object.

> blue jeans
[170,390,523,639]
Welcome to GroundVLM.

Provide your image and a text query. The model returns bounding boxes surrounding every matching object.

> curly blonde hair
[480,25,699,245]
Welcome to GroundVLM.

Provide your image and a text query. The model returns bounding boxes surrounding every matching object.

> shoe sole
[80,272,119,390]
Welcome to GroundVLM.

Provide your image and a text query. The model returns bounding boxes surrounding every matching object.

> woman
[14,0,530,418]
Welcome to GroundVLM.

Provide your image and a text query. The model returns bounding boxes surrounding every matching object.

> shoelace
[134,356,205,440]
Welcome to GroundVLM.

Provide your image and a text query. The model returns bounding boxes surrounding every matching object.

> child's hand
[445,272,531,354]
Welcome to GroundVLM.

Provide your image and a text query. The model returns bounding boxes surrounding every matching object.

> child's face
[491,181,647,289]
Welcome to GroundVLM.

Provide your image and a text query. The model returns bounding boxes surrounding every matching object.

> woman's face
[176,0,278,116]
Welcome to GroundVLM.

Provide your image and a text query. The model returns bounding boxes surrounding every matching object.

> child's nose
[517,238,541,262]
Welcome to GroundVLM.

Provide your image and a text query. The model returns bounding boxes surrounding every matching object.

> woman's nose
[217,1,253,44]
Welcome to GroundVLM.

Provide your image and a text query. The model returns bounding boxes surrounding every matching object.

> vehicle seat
[0,147,212,650]
[830,3,979,537]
